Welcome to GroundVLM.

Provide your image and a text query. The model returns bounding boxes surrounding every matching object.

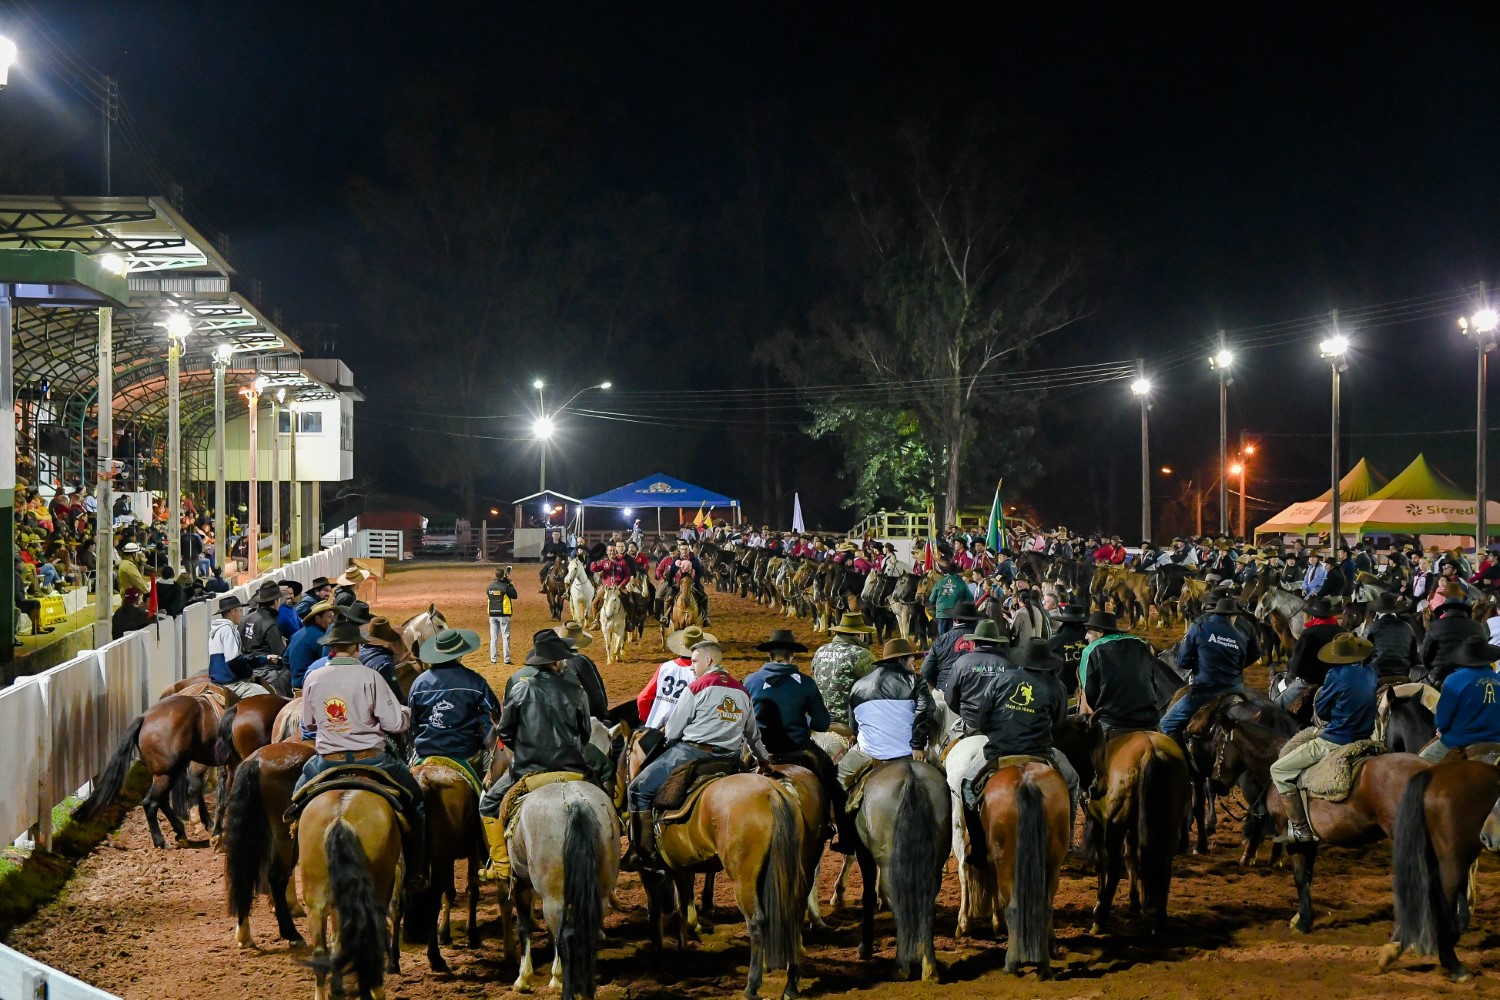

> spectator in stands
[117,541,151,597]
[112,587,153,639]
[14,552,50,642]
[204,566,230,594]
[155,566,186,617]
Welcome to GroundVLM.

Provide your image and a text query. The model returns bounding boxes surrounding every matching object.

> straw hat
[1316,633,1375,665]
[667,625,718,657]
[554,620,594,649]
[300,599,336,623]
[828,612,874,636]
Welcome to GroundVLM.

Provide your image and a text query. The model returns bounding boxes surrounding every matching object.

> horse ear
[428,602,435,615]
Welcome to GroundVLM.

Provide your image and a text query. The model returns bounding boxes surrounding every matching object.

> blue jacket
[358,644,404,701]
[1175,614,1248,693]
[408,664,501,760]
[1315,663,1377,745]
[1435,666,1500,748]
[277,603,303,641]
[744,660,831,754]
[287,622,326,690]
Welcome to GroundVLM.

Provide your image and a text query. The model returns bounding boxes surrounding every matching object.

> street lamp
[1209,343,1234,535]
[1320,322,1350,552]
[0,36,16,89]
[287,397,300,560]
[1229,459,1248,539]
[1460,294,1498,551]
[1131,373,1152,542]
[163,313,191,571]
[270,387,284,568]
[532,379,611,494]
[241,375,268,575]
[211,343,233,574]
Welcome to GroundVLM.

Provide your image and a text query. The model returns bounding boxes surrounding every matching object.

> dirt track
[9,562,1500,999]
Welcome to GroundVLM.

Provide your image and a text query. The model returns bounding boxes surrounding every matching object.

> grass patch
[0,764,151,935]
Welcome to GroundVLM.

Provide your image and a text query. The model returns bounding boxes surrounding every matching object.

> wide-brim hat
[1317,632,1375,665]
[338,600,374,625]
[1453,635,1500,667]
[420,627,481,664]
[336,566,369,587]
[526,633,579,666]
[121,542,141,554]
[756,628,808,654]
[1305,597,1335,618]
[555,620,594,649]
[1085,610,1121,634]
[1210,597,1240,614]
[254,579,281,604]
[836,541,858,554]
[952,600,982,622]
[308,576,331,591]
[280,579,304,596]
[964,618,1007,644]
[217,594,243,613]
[1056,604,1089,623]
[829,612,874,636]
[300,599,336,623]
[1437,599,1472,615]
[1374,591,1406,613]
[667,625,718,657]
[318,619,365,647]
[365,616,407,651]
[1017,637,1064,670]
[874,637,919,664]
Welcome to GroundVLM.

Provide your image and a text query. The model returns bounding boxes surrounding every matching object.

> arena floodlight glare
[533,415,555,440]
[1211,348,1234,370]
[0,36,16,88]
[212,342,234,365]
[1130,377,1151,397]
[599,380,612,390]
[532,378,545,390]
[1319,335,1349,358]
[253,375,269,392]
[1472,308,1500,335]
[1229,462,1243,476]
[164,313,192,342]
[99,253,126,276]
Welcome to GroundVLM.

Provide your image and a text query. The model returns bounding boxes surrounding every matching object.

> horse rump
[559,798,604,1000]
[215,703,241,768]
[756,789,806,973]
[320,820,390,996]
[76,714,144,821]
[224,756,270,924]
[888,762,942,974]
[1390,768,1450,958]
[1137,741,1189,927]
[1007,774,1052,968]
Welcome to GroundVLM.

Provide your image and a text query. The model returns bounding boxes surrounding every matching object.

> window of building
[277,410,324,434]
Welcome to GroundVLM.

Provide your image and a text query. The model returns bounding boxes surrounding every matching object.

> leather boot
[831,800,860,855]
[403,818,429,892]
[480,815,510,882]
[1280,792,1317,843]
[621,810,659,873]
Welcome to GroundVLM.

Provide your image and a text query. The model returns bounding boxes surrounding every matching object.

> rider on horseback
[409,627,500,784]
[635,624,714,770]
[811,612,876,726]
[209,594,275,699]
[1275,597,1344,709]
[1269,633,1378,842]
[920,600,981,692]
[1078,609,1161,736]
[296,618,427,890]
[624,637,775,871]
[656,539,709,625]
[1160,597,1250,740]
[942,618,1011,726]
[836,637,937,785]
[1420,636,1500,762]
[538,528,568,584]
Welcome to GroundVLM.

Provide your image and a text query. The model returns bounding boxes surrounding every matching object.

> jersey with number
[639,657,697,729]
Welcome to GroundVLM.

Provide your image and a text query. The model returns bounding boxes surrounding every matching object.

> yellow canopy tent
[1307,454,1500,536]
[1254,458,1386,537]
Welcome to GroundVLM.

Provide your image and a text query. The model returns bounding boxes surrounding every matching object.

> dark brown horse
[975,761,1070,979]
[212,693,289,837]
[1086,731,1191,934]
[768,761,833,931]
[542,556,568,620]
[223,741,315,948]
[76,686,235,847]
[407,761,485,973]
[1381,759,1500,981]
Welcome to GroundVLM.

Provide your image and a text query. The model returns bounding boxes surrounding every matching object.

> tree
[778,117,1083,524]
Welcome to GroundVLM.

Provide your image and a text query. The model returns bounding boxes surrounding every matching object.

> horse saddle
[962,754,1053,813]
[1285,729,1385,802]
[1444,742,1500,766]
[412,755,484,798]
[655,757,744,824]
[286,764,414,826]
[500,770,588,837]
[1183,692,1249,741]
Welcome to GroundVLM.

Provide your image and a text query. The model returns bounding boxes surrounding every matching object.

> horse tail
[559,797,604,1000]
[1007,772,1052,965]
[1391,768,1450,957]
[323,819,388,996]
[1137,742,1184,923]
[756,788,805,973]
[223,756,268,925]
[76,714,144,821]
[215,703,240,767]
[888,761,941,972]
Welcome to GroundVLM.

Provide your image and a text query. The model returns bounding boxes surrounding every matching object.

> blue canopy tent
[579,473,740,535]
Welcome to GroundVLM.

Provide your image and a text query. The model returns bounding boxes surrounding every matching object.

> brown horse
[662,578,702,645]
[768,761,832,931]
[223,741,315,948]
[407,761,485,973]
[648,773,806,1000]
[212,693,289,836]
[542,557,568,620]
[1086,731,1191,934]
[300,788,406,1000]
[76,686,235,847]
[975,761,1070,978]
[272,696,307,744]
[1381,759,1500,981]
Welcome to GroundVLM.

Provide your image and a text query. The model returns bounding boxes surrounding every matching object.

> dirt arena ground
[9,562,1500,999]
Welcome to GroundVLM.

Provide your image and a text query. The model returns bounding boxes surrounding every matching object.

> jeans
[489,615,511,663]
[1418,737,1453,763]
[936,618,956,636]
[1272,676,1309,711]
[628,741,724,811]
[295,750,425,819]
[1159,685,1242,738]
[1269,735,1336,794]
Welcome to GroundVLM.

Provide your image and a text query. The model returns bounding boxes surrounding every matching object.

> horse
[407,760,486,973]
[1086,730,1192,934]
[846,759,949,981]
[300,787,406,1000]
[76,686,235,847]
[664,576,702,642]
[1211,718,1430,933]
[400,603,448,653]
[212,692,289,836]
[974,760,1071,978]
[542,557,568,620]
[646,772,806,1000]
[565,558,596,627]
[598,585,627,664]
[1381,759,1500,981]
[1182,689,1298,860]
[223,741,315,948]
[501,780,619,998]
[1376,684,1437,753]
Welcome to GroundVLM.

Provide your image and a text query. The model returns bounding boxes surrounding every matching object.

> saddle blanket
[500,770,588,838]
[656,757,743,824]
[1284,728,1385,802]
[286,764,414,828]
[413,755,484,798]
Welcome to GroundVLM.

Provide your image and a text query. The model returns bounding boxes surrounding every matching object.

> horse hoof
[857,945,872,961]
[1090,922,1103,935]
[1452,968,1473,983]
[1375,942,1401,973]
[1289,915,1311,934]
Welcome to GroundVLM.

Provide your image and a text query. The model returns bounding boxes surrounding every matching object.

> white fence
[0,941,118,999]
[359,529,403,560]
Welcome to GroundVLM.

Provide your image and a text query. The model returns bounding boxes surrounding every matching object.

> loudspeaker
[37,425,71,456]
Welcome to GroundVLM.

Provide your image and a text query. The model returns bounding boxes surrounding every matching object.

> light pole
[1319,326,1350,552]
[241,375,267,577]
[1131,373,1152,542]
[0,35,17,89]
[270,388,283,568]
[1232,441,1256,539]
[1210,343,1234,536]
[1460,295,1498,551]
[164,313,190,573]
[532,378,612,494]
[288,398,300,560]
[211,343,232,576]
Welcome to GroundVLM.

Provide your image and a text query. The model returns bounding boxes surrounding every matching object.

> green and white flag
[985,481,1005,550]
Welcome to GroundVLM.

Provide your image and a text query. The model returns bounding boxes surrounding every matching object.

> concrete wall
[190,395,353,483]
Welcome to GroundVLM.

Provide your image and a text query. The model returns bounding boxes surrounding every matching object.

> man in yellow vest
[486,565,518,665]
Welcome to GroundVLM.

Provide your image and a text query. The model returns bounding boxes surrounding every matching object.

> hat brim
[667,629,718,656]
[873,650,920,665]
[829,624,875,636]
[1317,645,1375,665]
[1056,612,1088,623]
[756,640,809,653]
[420,628,482,664]
[963,631,1007,644]
[554,627,593,649]
[300,601,336,623]
[1453,644,1500,666]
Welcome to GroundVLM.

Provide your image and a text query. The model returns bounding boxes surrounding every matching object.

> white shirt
[644,658,697,729]
[853,699,918,760]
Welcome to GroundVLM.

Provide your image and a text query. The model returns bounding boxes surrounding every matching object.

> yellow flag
[693,503,705,528]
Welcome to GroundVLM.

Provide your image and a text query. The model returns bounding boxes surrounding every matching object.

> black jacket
[111,603,152,640]
[920,627,971,691]
[1422,607,1487,685]
[1046,622,1089,697]
[847,662,937,752]
[1366,614,1418,677]
[1287,622,1345,688]
[505,652,609,721]
[975,665,1067,758]
[496,668,592,779]
[240,605,286,658]
[1081,635,1160,730]
[943,647,1011,729]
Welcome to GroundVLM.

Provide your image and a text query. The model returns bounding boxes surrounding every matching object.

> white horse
[944,734,995,937]
[501,780,620,996]
[598,586,626,665]
[564,558,595,627]
[401,604,447,655]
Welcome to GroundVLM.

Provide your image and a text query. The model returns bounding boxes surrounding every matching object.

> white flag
[792,492,806,534]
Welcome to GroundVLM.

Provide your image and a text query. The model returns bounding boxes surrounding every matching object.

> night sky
[5,4,1499,534]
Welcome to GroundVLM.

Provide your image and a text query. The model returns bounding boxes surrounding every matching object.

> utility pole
[103,76,117,196]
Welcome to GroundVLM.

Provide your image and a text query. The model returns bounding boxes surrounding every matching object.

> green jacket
[931,572,971,618]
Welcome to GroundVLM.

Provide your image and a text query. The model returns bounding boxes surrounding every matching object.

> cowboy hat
[1437,598,1473,615]
[1453,635,1500,668]
[1084,610,1122,634]
[307,576,331,591]
[253,580,281,604]
[756,628,808,654]
[420,627,482,665]
[951,600,982,622]
[1374,591,1406,613]
[1016,637,1064,670]
[1305,597,1335,618]
[318,619,365,647]
[836,541,858,554]
[1210,597,1240,614]
[121,542,141,554]
[365,616,407,651]
[1317,632,1375,665]
[873,637,919,665]
[279,579,304,596]
[335,565,369,587]
[554,620,594,649]
[217,594,244,614]
[300,599,336,623]
[829,611,874,636]
[526,632,579,666]
[963,618,1007,644]
[1056,603,1089,624]
[667,625,718,657]
[338,600,374,625]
